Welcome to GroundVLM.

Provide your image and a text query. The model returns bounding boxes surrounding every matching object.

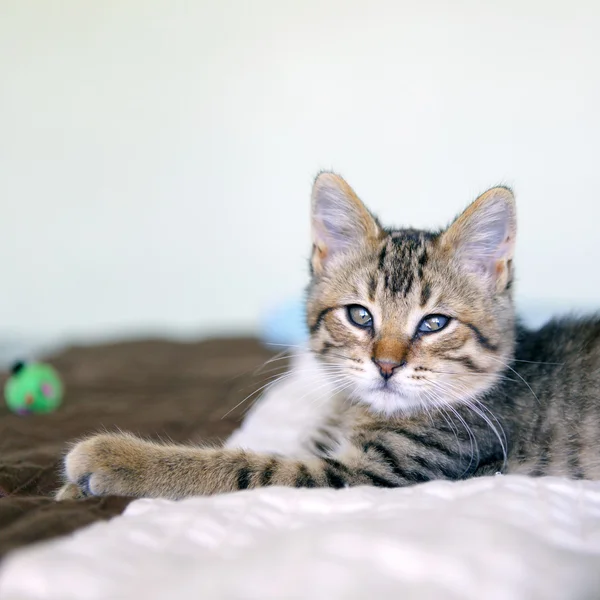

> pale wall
[1,0,599,341]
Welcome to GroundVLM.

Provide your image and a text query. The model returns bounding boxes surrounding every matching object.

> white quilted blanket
[1,476,600,600]
[2,354,600,600]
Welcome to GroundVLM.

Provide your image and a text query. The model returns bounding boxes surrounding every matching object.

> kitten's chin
[352,386,424,417]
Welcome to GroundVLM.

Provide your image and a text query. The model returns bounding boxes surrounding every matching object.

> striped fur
[56,173,600,501]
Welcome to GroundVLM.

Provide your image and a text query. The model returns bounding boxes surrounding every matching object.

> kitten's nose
[372,358,406,380]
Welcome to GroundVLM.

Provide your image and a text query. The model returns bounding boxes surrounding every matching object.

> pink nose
[372,358,406,380]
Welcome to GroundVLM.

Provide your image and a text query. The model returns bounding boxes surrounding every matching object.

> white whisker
[487,355,541,405]
[429,378,508,470]
[424,387,479,474]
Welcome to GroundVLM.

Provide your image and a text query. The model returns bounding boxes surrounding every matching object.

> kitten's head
[306,172,517,416]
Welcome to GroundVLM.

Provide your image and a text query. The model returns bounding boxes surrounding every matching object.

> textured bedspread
[2,477,600,599]
[0,338,275,558]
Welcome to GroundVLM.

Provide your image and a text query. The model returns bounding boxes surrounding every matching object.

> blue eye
[417,314,450,334]
[347,305,373,328]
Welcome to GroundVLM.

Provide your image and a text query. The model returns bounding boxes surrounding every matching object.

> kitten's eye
[417,314,450,334]
[347,305,373,329]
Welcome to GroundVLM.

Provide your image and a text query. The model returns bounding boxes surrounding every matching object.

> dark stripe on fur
[237,466,252,490]
[359,469,397,487]
[320,343,362,363]
[321,341,342,354]
[567,446,585,480]
[378,245,387,270]
[529,462,546,478]
[475,447,506,473]
[409,454,456,479]
[323,457,350,473]
[313,440,331,456]
[312,428,338,456]
[363,441,406,479]
[528,391,551,477]
[322,458,349,488]
[530,425,554,477]
[417,248,429,278]
[393,428,459,459]
[364,441,431,483]
[402,272,415,297]
[420,282,431,306]
[465,323,498,352]
[368,273,378,301]
[310,307,336,334]
[295,464,317,488]
[260,459,278,486]
[323,465,346,488]
[444,355,484,373]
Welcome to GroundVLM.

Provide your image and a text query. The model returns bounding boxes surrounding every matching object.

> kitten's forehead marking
[360,230,442,337]
[373,229,438,302]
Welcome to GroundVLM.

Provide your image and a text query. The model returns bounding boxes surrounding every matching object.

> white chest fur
[226,351,344,458]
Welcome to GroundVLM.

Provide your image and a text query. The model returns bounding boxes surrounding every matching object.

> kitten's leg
[56,426,468,500]
[56,432,374,499]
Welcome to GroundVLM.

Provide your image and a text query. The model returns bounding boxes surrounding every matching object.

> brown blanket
[0,337,277,559]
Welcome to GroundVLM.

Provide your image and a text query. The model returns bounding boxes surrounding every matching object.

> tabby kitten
[57,173,600,500]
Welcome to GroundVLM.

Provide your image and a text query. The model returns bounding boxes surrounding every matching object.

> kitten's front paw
[59,433,151,499]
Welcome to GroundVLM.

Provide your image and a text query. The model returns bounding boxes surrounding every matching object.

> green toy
[4,362,63,415]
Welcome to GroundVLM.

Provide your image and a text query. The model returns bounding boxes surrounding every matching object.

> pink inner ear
[41,383,53,398]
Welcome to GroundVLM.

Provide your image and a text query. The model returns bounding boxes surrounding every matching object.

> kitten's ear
[311,172,382,275]
[441,187,516,292]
